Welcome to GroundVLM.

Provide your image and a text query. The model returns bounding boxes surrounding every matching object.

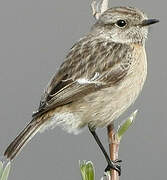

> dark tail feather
[4,118,43,160]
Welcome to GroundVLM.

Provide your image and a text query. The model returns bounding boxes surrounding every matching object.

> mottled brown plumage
[4,6,159,160]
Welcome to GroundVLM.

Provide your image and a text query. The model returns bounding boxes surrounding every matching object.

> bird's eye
[116,20,127,28]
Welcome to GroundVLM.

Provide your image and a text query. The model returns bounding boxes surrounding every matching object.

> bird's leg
[88,126,121,175]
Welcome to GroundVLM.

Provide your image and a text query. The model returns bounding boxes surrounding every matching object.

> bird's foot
[105,159,122,176]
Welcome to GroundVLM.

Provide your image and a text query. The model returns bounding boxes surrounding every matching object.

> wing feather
[33,36,133,118]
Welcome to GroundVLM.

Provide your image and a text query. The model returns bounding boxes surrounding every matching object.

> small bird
[4,6,159,174]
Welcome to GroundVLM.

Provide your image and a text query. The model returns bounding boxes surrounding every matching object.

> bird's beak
[141,19,159,26]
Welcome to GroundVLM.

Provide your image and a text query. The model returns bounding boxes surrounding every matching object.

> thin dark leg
[88,126,121,175]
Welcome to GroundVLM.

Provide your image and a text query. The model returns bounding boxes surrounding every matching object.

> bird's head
[91,7,159,44]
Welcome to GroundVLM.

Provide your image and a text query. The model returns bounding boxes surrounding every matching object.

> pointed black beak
[141,19,159,26]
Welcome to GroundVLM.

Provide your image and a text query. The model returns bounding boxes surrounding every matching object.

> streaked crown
[91,7,158,44]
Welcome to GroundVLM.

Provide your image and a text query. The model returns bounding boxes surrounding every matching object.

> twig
[91,0,109,20]
[107,110,138,180]
[107,124,119,180]
[100,0,109,14]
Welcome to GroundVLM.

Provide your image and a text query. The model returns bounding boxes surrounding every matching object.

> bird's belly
[85,81,143,127]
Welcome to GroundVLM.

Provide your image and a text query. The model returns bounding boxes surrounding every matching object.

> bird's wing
[32,37,133,118]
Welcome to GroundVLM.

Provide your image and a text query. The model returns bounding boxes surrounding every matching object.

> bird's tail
[4,117,44,160]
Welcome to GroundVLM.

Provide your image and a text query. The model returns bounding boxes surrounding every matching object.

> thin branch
[107,124,119,180]
[107,111,138,180]
[91,0,109,20]
[100,0,109,14]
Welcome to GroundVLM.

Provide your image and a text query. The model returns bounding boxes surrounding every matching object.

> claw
[105,160,122,176]
[114,159,122,163]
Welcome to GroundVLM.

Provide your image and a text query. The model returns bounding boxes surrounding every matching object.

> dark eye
[116,20,127,28]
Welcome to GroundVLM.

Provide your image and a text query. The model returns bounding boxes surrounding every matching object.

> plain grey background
[0,0,166,179]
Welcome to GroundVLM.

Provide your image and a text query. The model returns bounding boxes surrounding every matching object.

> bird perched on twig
[4,6,159,175]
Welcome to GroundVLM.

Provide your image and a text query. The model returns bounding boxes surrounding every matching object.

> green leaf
[0,161,3,179]
[80,161,87,180]
[0,162,11,180]
[117,110,138,141]
[80,161,95,180]
[85,162,95,180]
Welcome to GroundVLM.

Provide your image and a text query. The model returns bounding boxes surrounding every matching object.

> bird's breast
[81,44,147,127]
